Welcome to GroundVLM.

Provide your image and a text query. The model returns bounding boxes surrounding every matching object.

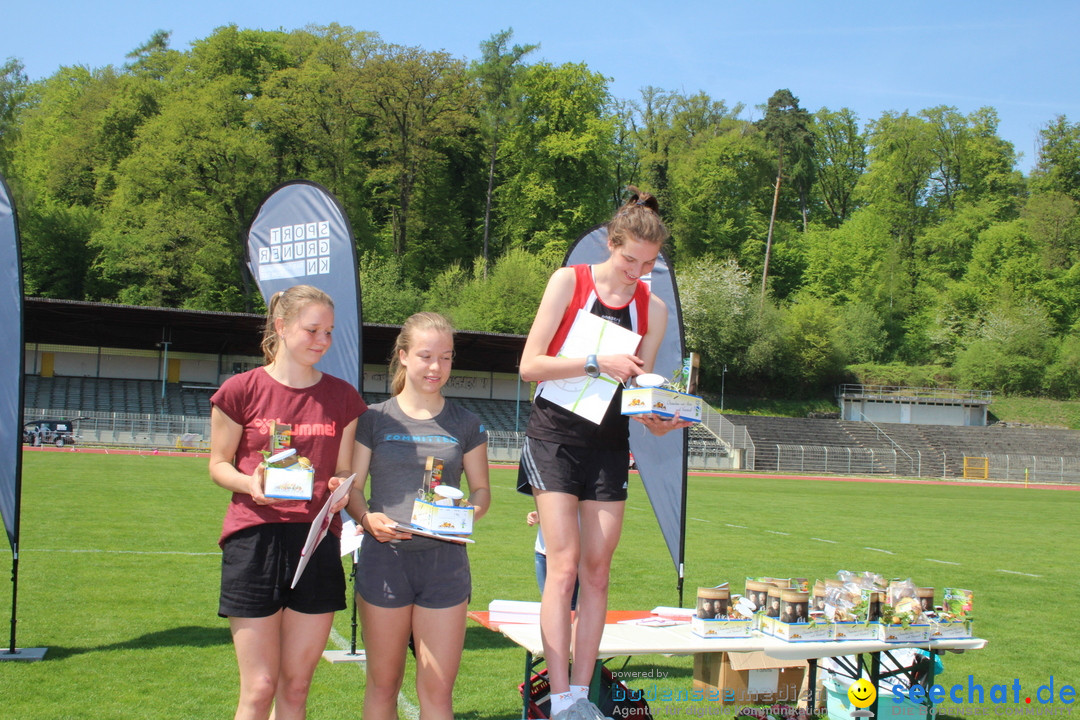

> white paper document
[290,473,356,588]
[535,309,642,424]
[339,516,364,556]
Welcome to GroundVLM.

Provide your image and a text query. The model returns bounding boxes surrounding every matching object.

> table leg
[807,658,818,712]
[869,652,882,719]
[523,650,533,720]
[589,660,603,706]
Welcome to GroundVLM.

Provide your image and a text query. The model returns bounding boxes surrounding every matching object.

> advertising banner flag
[564,225,688,585]
[245,181,362,393]
[0,175,23,551]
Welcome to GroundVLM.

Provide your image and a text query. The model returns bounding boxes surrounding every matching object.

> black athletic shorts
[355,537,471,609]
[218,523,346,618]
[516,436,629,502]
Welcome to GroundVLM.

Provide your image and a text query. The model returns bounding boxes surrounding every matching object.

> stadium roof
[24,298,525,374]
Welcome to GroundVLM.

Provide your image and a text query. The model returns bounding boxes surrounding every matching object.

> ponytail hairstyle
[608,185,669,248]
[260,285,335,364]
[389,312,456,396]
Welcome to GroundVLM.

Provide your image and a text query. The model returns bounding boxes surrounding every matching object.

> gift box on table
[691,616,753,638]
[831,621,879,641]
[770,619,833,642]
[878,622,931,643]
[929,618,973,639]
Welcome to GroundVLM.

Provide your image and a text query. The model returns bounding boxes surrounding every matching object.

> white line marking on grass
[765,530,791,536]
[329,628,419,720]
[925,559,961,565]
[811,538,838,544]
[997,569,1042,578]
[26,548,220,556]
[724,523,747,529]
[690,517,710,523]
[864,547,895,554]
[626,505,647,512]
[329,627,355,653]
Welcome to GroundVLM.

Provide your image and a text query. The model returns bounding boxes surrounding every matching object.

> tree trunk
[761,150,783,303]
[482,140,498,278]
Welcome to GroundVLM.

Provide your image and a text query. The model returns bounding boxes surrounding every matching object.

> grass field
[1,451,1078,719]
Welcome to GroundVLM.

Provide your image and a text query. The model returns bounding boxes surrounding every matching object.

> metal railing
[776,444,899,475]
[27,407,1079,484]
[855,411,915,467]
[24,408,211,448]
[982,453,1080,484]
[837,384,992,404]
[772,442,1080,484]
[699,405,755,469]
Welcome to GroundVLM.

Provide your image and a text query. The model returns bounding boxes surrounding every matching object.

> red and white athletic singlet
[527,264,651,449]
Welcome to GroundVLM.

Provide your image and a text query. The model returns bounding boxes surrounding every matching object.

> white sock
[550,691,575,716]
[570,685,589,702]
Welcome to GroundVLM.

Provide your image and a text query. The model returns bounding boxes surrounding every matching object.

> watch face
[585,357,600,378]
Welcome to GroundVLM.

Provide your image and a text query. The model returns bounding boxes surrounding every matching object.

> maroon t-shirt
[211,367,366,546]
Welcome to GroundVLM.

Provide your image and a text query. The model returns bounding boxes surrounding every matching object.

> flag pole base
[0,647,48,662]
[322,649,365,664]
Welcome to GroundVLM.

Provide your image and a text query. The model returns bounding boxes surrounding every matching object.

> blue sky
[4,0,1078,172]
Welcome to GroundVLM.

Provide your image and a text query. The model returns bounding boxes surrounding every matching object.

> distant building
[837,384,991,426]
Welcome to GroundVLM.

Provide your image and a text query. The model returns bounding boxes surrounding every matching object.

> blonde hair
[608,185,669,248]
[260,285,335,364]
[389,312,455,395]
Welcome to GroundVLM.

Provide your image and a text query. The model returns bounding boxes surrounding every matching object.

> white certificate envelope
[535,309,641,424]
[291,473,356,588]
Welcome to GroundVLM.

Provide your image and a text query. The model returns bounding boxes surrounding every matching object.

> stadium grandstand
[21,298,1080,482]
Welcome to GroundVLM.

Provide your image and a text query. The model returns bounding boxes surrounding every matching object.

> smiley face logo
[848,678,877,709]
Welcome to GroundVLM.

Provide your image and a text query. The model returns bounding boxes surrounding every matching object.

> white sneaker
[551,697,610,720]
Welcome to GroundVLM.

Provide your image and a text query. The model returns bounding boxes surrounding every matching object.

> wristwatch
[584,354,600,378]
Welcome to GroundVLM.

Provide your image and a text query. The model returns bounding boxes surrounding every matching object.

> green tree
[358,250,422,323]
[422,260,471,316]
[677,256,757,389]
[357,44,478,258]
[953,302,1054,394]
[0,57,29,177]
[800,208,897,305]
[915,199,1005,284]
[451,248,551,333]
[19,201,98,298]
[919,106,1021,212]
[633,89,746,240]
[668,125,772,261]
[779,295,846,389]
[1044,333,1080,399]
[14,65,121,208]
[833,302,888,364]
[1032,115,1080,202]
[472,28,538,271]
[631,86,676,207]
[811,107,866,226]
[90,76,276,308]
[255,25,379,241]
[496,62,615,263]
[1023,191,1080,270]
[758,89,815,298]
[124,30,181,81]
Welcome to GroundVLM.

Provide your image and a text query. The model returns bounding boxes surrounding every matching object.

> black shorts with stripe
[516,436,629,502]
